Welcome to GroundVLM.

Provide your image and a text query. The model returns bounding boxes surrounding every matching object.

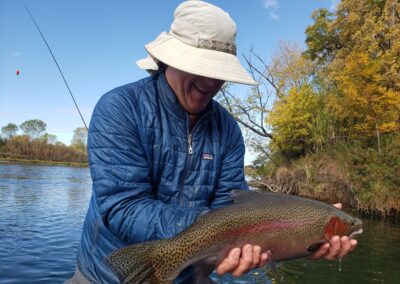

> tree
[306,0,400,139]
[1,123,18,139]
[19,119,46,140]
[269,41,315,95]
[218,42,317,161]
[267,84,326,156]
[40,133,58,144]
[330,51,400,136]
[71,127,88,151]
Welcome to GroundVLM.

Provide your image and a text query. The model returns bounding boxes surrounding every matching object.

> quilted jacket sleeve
[88,88,208,244]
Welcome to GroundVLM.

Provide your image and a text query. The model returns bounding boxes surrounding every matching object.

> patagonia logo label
[202,153,214,160]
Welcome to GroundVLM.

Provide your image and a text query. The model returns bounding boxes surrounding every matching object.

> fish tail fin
[106,240,166,284]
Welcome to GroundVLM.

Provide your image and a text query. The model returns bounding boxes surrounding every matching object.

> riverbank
[247,135,400,219]
[0,158,88,168]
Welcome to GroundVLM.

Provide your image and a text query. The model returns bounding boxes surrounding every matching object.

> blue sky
[0,0,338,163]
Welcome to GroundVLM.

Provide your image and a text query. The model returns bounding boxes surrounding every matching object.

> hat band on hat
[198,39,236,55]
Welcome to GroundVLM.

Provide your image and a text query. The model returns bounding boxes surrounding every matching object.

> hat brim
[142,33,257,85]
[136,55,159,71]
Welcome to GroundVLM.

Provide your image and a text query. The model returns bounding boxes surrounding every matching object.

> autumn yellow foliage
[267,84,324,155]
[330,51,400,135]
[306,0,400,139]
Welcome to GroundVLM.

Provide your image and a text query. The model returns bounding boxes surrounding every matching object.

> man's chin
[187,110,203,116]
[187,106,207,116]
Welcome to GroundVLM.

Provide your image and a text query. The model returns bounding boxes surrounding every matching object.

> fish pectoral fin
[191,256,218,284]
[307,240,326,253]
[195,276,218,284]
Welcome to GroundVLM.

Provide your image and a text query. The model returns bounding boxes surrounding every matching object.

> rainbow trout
[106,190,363,284]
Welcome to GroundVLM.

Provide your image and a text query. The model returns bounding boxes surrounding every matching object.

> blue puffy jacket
[75,71,248,283]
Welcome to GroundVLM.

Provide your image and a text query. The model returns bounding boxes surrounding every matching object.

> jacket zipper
[178,110,213,205]
[179,130,194,205]
[188,133,193,155]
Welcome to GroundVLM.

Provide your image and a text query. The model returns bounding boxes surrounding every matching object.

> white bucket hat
[136,0,257,85]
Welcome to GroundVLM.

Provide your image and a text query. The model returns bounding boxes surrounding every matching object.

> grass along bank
[0,157,88,167]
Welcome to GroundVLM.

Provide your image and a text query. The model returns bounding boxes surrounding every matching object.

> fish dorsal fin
[231,189,261,203]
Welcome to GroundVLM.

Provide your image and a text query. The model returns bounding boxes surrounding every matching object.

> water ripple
[0,164,91,284]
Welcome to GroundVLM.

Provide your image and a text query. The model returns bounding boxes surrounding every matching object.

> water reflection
[261,219,400,284]
[0,163,91,284]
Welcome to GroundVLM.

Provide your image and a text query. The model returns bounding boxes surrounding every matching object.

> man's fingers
[338,236,351,259]
[349,239,358,251]
[215,248,240,275]
[252,246,262,269]
[333,203,342,209]
[231,244,253,277]
[259,250,271,267]
[309,242,330,259]
[309,235,359,260]
[325,236,341,260]
[216,245,272,277]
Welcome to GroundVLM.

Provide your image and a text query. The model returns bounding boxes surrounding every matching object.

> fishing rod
[23,2,88,131]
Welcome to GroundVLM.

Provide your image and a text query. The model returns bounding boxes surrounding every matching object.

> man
[67,1,357,283]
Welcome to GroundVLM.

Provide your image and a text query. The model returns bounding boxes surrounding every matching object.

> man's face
[165,66,224,115]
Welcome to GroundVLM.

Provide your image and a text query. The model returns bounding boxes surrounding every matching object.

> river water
[0,163,399,284]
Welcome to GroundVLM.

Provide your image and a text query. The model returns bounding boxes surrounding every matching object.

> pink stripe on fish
[214,220,314,240]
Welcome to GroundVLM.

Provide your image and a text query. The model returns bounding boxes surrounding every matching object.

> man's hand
[215,244,270,277]
[309,203,358,260]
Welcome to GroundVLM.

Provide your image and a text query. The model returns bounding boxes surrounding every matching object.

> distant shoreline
[0,158,88,168]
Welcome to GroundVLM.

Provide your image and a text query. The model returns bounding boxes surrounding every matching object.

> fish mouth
[349,228,363,238]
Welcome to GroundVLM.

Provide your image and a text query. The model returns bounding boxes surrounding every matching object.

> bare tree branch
[244,52,286,100]
[219,89,273,138]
